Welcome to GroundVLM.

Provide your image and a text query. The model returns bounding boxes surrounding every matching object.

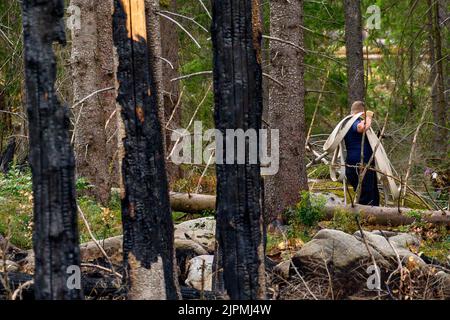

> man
[344,101,380,206]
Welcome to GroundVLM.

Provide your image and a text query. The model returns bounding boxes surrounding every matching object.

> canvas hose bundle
[323,112,400,202]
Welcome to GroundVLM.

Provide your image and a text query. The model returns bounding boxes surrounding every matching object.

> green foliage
[329,209,360,234]
[75,176,93,192]
[404,209,426,227]
[0,167,32,198]
[286,192,326,227]
[77,196,122,243]
[421,238,450,263]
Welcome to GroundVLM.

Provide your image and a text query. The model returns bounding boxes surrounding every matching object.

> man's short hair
[351,101,365,114]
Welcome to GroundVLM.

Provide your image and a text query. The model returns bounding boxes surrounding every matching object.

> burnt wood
[21,0,83,300]
[211,0,266,300]
[112,0,179,299]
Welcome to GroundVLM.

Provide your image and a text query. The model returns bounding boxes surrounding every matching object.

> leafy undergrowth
[0,168,215,249]
[267,191,449,265]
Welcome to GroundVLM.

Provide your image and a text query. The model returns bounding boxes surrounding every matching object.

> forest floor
[0,165,448,264]
[0,166,449,300]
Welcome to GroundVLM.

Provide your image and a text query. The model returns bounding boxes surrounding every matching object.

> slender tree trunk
[265,0,309,223]
[71,0,117,205]
[440,0,449,110]
[211,0,266,300]
[160,0,182,185]
[344,0,365,107]
[0,91,5,152]
[21,0,83,300]
[113,0,180,300]
[427,0,448,158]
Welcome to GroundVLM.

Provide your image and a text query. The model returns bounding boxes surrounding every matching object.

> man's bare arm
[357,111,374,133]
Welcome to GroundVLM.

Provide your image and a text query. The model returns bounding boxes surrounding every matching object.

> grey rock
[293,229,424,271]
[273,260,291,279]
[353,231,424,266]
[175,239,208,257]
[293,229,382,269]
[185,255,214,291]
[0,259,19,272]
[315,192,344,206]
[175,217,216,253]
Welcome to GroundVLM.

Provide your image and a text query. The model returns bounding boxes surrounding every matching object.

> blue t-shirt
[344,118,373,164]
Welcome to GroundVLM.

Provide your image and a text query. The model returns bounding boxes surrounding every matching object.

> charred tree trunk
[265,0,309,224]
[211,0,266,300]
[70,0,117,205]
[113,0,180,300]
[344,0,365,107]
[21,0,83,300]
[160,0,182,185]
[0,137,15,174]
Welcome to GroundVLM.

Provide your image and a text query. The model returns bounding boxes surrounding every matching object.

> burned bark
[0,137,15,174]
[265,0,309,224]
[344,0,365,107]
[211,0,266,300]
[113,0,180,300]
[21,0,83,300]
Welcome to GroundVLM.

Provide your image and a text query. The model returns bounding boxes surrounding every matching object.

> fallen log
[168,192,450,226]
[323,204,450,226]
[170,192,216,214]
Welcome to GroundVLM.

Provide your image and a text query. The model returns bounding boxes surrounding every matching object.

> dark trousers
[345,165,380,206]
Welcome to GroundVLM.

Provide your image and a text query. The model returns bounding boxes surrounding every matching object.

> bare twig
[81,263,122,279]
[165,87,184,129]
[197,0,212,20]
[156,12,201,48]
[167,83,212,160]
[11,280,34,301]
[355,217,381,299]
[263,73,285,88]
[77,206,119,279]
[171,71,212,82]
[402,103,430,205]
[306,71,329,145]
[423,181,447,215]
[158,10,209,33]
[71,86,115,145]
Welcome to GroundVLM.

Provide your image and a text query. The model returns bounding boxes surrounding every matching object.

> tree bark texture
[344,0,365,107]
[211,0,266,300]
[21,0,83,300]
[70,0,118,205]
[160,0,182,185]
[113,0,180,300]
[265,0,309,223]
[0,137,15,174]
[427,0,448,158]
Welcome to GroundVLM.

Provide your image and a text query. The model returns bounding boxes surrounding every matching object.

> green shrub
[0,167,32,198]
[286,191,326,227]
[329,208,360,234]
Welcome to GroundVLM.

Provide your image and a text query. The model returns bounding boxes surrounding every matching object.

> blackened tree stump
[21,0,83,300]
[211,0,266,300]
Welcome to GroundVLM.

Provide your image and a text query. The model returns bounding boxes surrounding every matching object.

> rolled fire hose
[323,112,400,201]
